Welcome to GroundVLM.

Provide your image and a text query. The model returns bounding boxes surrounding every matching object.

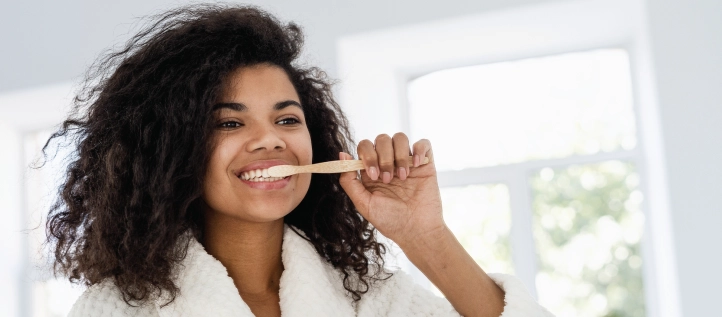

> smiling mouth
[237,171,291,190]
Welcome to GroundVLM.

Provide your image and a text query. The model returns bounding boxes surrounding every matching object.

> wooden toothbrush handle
[304,155,429,174]
[268,155,430,177]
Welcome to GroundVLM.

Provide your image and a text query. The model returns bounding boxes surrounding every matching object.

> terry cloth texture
[68,224,554,316]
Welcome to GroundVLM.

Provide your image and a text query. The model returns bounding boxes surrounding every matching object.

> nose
[245,122,287,152]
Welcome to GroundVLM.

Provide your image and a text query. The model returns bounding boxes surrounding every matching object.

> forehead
[213,64,302,116]
[218,64,299,104]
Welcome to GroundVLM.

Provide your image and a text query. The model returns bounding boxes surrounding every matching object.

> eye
[218,121,243,129]
[277,117,301,125]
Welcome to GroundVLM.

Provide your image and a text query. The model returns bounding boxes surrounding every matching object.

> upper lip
[234,159,293,177]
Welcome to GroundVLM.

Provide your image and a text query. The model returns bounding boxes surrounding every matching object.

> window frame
[337,0,679,316]
[402,46,644,302]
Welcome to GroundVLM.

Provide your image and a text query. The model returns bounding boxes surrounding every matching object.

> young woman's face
[202,64,313,222]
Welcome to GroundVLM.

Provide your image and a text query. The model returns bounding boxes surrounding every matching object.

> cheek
[293,168,313,209]
[296,128,313,164]
[292,129,313,197]
[202,138,239,197]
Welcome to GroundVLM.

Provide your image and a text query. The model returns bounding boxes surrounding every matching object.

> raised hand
[337,132,446,246]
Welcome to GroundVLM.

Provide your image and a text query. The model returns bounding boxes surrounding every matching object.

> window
[407,49,645,316]
[337,0,680,316]
[432,183,514,298]
[531,161,645,316]
[407,49,637,170]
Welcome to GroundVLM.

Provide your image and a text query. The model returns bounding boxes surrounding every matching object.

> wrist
[396,224,453,259]
[396,225,506,317]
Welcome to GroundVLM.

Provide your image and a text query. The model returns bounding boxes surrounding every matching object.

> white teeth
[245,176,284,182]
[239,168,286,182]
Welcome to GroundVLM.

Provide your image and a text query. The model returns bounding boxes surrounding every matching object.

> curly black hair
[43,3,390,306]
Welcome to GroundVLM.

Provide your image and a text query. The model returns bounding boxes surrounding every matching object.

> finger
[412,139,434,167]
[374,134,395,184]
[337,151,371,215]
[392,132,411,180]
[357,139,379,181]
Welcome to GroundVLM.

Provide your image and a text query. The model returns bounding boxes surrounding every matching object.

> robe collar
[156,224,357,317]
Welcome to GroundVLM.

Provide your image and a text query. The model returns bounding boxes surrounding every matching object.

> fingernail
[369,166,378,180]
[399,167,407,180]
[382,172,391,183]
[414,155,420,167]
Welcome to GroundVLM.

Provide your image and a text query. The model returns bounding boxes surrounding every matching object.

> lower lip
[239,175,292,190]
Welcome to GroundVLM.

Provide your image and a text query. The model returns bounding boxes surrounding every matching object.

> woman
[46,3,553,317]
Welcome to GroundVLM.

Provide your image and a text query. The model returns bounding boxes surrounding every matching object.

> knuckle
[415,139,431,149]
[395,146,409,157]
[392,132,408,141]
[358,150,377,160]
[378,158,395,168]
[375,134,392,143]
[358,139,373,148]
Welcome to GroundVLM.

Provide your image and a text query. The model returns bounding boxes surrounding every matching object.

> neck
[202,212,285,301]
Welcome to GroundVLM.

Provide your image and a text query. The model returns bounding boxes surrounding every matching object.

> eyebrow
[212,100,302,112]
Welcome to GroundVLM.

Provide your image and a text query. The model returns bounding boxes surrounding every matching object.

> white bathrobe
[68,224,554,316]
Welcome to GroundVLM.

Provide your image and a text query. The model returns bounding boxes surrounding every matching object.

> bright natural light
[407,49,637,171]
[431,184,514,297]
[407,48,646,316]
[531,161,646,316]
[24,130,83,317]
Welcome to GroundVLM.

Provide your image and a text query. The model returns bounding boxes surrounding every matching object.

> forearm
[398,226,505,317]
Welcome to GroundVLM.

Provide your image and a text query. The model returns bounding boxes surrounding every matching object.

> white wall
[1,0,721,316]
[0,0,557,93]
[645,0,722,316]
[0,122,22,317]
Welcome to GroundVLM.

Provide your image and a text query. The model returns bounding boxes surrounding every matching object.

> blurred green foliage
[531,161,646,317]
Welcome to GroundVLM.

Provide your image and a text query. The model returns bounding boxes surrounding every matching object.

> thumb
[337,151,371,215]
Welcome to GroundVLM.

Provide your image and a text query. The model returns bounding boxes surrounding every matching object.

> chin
[246,209,293,222]
[225,202,295,222]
